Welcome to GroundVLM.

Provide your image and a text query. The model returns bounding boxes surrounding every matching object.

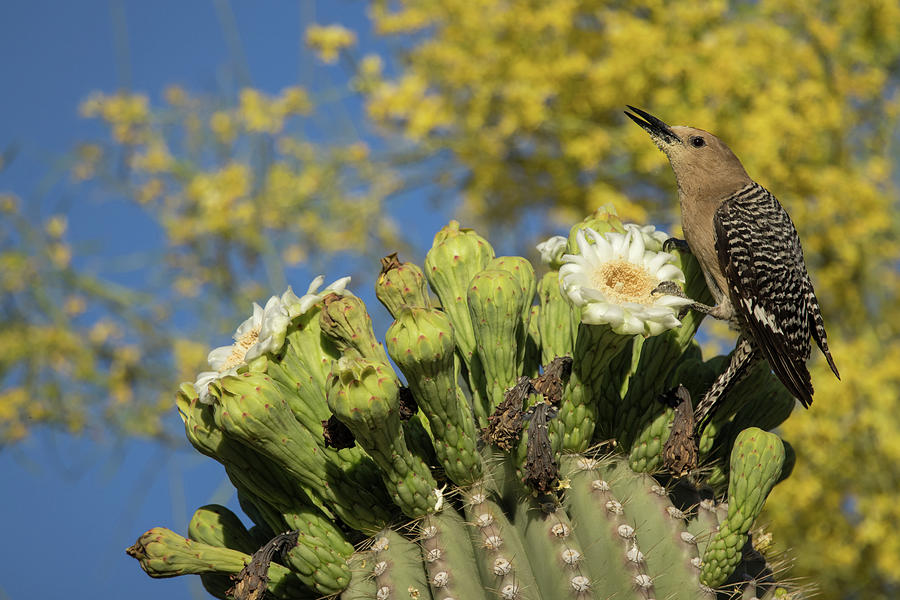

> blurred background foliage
[2,1,899,598]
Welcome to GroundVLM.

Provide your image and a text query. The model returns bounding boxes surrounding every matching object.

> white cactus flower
[281,274,352,318]
[194,275,350,403]
[559,226,692,336]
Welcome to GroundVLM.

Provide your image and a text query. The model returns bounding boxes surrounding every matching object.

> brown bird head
[625,106,752,200]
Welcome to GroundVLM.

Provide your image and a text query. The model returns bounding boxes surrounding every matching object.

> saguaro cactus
[130,211,805,600]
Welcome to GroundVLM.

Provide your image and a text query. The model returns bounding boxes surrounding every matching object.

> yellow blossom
[238,88,284,134]
[44,215,67,238]
[210,111,237,144]
[164,85,188,106]
[305,24,357,63]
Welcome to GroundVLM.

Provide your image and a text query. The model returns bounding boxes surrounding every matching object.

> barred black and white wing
[714,183,826,407]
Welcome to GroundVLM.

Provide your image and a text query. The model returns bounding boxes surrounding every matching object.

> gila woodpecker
[624,106,840,473]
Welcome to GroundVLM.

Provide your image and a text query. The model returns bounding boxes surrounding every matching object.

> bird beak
[624,106,681,145]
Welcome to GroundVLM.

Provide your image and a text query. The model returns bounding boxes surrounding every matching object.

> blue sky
[0,3,458,599]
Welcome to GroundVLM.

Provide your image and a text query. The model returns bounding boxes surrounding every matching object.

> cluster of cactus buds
[128,211,803,599]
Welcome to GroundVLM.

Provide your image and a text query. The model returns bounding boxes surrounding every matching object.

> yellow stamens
[592,260,657,305]
[220,328,260,371]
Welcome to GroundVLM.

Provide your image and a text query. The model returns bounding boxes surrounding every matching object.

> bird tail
[694,337,757,431]
[807,288,840,380]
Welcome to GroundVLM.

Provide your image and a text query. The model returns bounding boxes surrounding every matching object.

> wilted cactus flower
[193,275,350,403]
[559,227,692,336]
[536,235,568,269]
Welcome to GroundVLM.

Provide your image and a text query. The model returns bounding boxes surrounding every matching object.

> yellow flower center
[592,259,657,304]
[220,328,259,371]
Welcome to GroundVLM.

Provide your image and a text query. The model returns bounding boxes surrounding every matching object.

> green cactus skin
[627,407,674,474]
[524,304,542,378]
[178,387,292,507]
[386,306,484,485]
[265,311,340,436]
[564,456,659,599]
[700,428,785,588]
[320,292,393,365]
[188,504,265,600]
[340,551,376,600]
[557,322,630,453]
[563,456,717,600]
[468,269,527,415]
[536,270,577,367]
[189,504,259,555]
[419,509,491,600]
[279,507,355,595]
[514,493,596,599]
[234,483,355,595]
[126,527,313,599]
[689,362,795,492]
[370,528,431,600]
[377,253,433,318]
[213,372,393,531]
[462,484,541,600]
[237,490,283,540]
[196,572,237,600]
[685,498,721,558]
[604,463,710,600]
[327,356,439,518]
[595,336,641,438]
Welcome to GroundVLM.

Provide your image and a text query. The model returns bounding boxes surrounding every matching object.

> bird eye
[690,136,706,148]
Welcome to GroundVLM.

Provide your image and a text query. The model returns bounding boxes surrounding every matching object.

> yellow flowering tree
[3,79,401,443]
[2,2,899,596]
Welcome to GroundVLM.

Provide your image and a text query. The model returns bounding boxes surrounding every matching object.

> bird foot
[663,237,691,253]
[652,280,686,298]
[652,281,693,319]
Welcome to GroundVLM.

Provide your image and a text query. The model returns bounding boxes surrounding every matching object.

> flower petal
[207,344,234,370]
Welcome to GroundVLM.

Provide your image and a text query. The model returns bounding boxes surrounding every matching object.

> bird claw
[663,237,690,253]
[652,280,686,297]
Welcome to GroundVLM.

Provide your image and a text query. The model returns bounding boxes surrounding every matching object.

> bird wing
[713,184,814,407]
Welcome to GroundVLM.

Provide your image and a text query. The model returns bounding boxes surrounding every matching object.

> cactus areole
[132,213,803,600]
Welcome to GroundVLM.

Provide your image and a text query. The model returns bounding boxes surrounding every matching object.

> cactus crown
[131,215,802,600]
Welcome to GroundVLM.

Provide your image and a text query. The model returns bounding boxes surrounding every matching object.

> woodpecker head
[624,106,752,200]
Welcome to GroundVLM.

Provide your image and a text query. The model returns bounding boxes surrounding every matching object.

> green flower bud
[319,293,391,364]
[566,206,624,254]
[176,385,304,513]
[424,220,495,362]
[126,527,308,599]
[376,252,431,318]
